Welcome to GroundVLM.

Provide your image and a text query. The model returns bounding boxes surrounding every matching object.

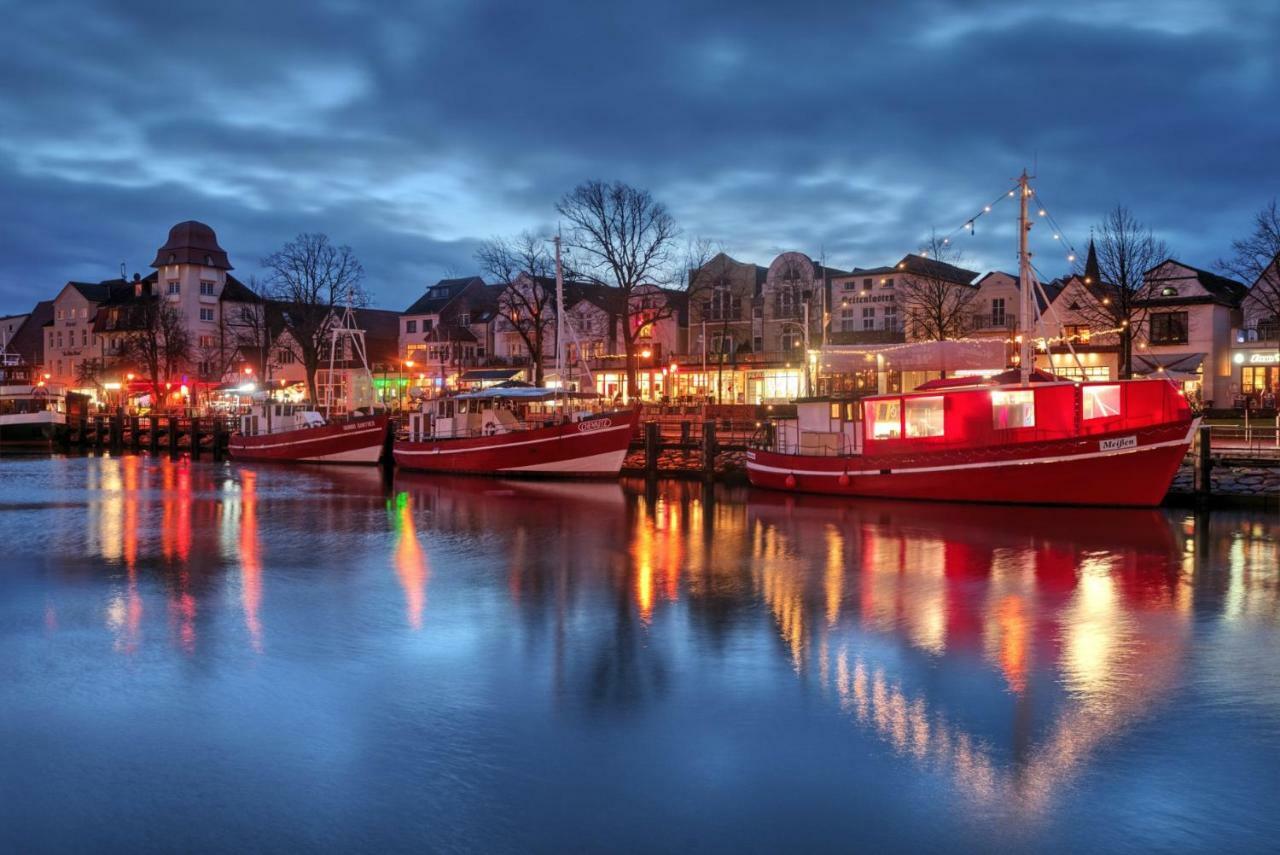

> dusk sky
[2,0,1277,313]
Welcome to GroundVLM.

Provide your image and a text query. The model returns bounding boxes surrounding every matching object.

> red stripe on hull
[747,420,1194,507]
[229,415,390,464]
[393,409,638,477]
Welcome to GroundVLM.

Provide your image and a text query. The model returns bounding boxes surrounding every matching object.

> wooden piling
[148,415,160,454]
[167,415,178,456]
[680,421,691,444]
[129,415,140,451]
[644,420,660,477]
[191,417,202,458]
[1194,424,1212,504]
[93,415,105,451]
[701,419,717,481]
[212,417,226,460]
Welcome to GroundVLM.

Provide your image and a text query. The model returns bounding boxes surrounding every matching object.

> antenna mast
[554,234,565,387]
[1017,169,1035,384]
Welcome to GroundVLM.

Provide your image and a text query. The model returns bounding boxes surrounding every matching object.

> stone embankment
[1168,461,1280,507]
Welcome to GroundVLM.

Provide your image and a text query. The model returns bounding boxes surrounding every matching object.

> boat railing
[749,424,859,457]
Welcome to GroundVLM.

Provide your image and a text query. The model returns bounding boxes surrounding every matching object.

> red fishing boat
[747,171,1198,507]
[228,299,390,465]
[228,404,390,464]
[393,387,638,477]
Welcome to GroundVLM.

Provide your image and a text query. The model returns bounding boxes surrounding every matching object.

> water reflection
[8,458,1278,850]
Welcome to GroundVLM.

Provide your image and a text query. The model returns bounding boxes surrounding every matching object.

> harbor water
[1,456,1277,853]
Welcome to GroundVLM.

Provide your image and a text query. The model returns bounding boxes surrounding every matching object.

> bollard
[78,416,88,447]
[644,421,660,477]
[129,415,140,451]
[148,415,160,454]
[167,415,178,456]
[1194,424,1212,503]
[93,415,105,451]
[702,419,717,482]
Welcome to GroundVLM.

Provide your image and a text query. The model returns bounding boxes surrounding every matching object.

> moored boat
[228,403,390,464]
[0,382,68,450]
[746,374,1196,506]
[393,387,638,477]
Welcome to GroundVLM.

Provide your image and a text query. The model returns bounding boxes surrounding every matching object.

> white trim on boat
[395,422,633,456]
[231,424,385,451]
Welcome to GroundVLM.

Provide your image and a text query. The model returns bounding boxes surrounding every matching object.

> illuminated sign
[1247,352,1279,365]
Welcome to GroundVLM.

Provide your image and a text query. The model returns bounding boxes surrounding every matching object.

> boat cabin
[765,378,1192,457]
[406,388,604,442]
[240,402,326,436]
[0,384,66,416]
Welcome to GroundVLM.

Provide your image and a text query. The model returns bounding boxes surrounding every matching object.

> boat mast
[1017,169,1035,384]
[554,233,565,388]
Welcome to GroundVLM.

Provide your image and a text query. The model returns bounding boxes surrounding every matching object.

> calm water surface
[1,456,1277,853]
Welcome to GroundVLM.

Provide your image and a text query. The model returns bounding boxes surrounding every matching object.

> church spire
[1083,237,1100,286]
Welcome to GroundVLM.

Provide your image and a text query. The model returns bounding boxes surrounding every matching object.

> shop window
[991,389,1035,429]
[905,396,945,437]
[1082,384,1121,419]
[869,399,901,439]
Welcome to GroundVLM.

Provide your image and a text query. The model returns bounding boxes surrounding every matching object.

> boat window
[1083,384,1121,420]
[905,396,945,438]
[991,389,1036,429]
[829,402,841,420]
[869,399,901,439]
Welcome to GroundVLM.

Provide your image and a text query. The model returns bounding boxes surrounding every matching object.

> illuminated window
[1082,384,1121,419]
[905,396,944,437]
[991,389,1035,429]
[869,399,901,439]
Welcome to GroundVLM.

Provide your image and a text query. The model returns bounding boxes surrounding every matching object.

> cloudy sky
[1,0,1276,313]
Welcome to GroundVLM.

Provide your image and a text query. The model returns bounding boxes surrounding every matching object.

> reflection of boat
[0,382,68,449]
[393,469,627,511]
[747,172,1195,507]
[229,404,390,464]
[745,488,1181,555]
[393,387,638,477]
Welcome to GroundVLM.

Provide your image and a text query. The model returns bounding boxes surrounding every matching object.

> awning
[459,368,522,382]
[1133,352,1205,381]
[820,340,1007,373]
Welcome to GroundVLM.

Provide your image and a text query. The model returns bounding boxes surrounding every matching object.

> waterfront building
[1230,259,1279,406]
[1130,260,1247,408]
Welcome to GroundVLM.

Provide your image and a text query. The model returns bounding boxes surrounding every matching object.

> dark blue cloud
[1,0,1277,312]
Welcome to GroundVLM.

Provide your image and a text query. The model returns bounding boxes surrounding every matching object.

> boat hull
[393,409,638,477]
[229,414,390,464]
[0,412,66,449]
[746,419,1196,507]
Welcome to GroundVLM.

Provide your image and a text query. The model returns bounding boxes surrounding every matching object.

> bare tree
[557,180,680,399]
[262,233,366,404]
[1218,199,1280,336]
[475,231,559,385]
[121,294,192,410]
[901,233,977,342]
[1074,206,1171,378]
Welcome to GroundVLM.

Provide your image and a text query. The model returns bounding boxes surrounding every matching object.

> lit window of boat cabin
[991,389,1035,429]
[869,399,901,439]
[904,396,944,438]
[1082,384,1121,420]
